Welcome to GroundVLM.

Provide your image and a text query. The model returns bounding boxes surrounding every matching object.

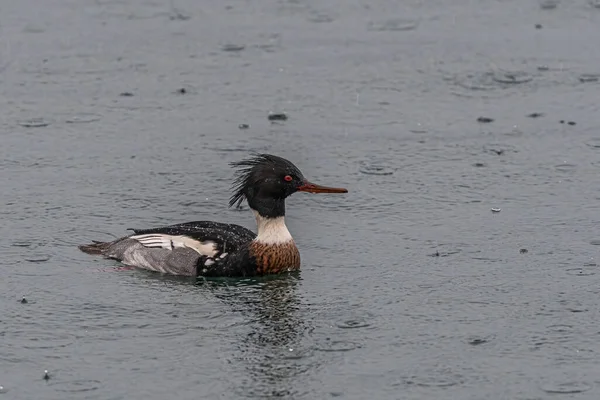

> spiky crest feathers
[228,153,302,208]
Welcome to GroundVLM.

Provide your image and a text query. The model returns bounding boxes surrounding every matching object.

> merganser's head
[229,153,348,218]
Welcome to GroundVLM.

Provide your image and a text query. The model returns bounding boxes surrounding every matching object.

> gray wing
[97,221,257,276]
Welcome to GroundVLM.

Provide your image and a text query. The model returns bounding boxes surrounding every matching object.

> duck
[78,154,348,277]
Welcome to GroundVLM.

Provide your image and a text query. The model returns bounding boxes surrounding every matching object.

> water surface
[2,0,600,399]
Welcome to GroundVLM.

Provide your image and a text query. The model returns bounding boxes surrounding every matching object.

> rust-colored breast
[249,241,301,275]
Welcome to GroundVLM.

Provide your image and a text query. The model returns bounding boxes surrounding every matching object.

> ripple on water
[539,0,559,9]
[17,118,51,128]
[12,241,33,248]
[24,255,51,263]
[207,146,264,153]
[579,73,600,83]
[466,334,495,346]
[47,379,101,393]
[540,381,592,394]
[314,339,361,352]
[492,71,533,85]
[11,271,56,277]
[547,324,573,333]
[21,334,74,350]
[307,10,334,23]
[402,368,464,388]
[447,70,534,98]
[221,44,245,52]
[358,161,394,176]
[584,138,600,149]
[554,163,577,173]
[367,18,419,32]
[529,325,574,349]
[336,319,371,329]
[427,247,461,258]
[117,197,153,210]
[63,113,102,124]
[482,143,519,156]
[565,266,595,276]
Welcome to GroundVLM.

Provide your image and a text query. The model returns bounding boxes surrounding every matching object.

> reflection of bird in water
[200,275,312,398]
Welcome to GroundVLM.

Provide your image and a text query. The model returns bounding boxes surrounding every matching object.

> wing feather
[126,220,256,263]
[130,234,219,257]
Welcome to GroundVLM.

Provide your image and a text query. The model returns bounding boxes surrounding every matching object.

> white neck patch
[253,211,293,245]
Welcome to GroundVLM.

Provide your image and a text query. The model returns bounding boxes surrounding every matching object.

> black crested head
[228,154,304,217]
[228,153,348,218]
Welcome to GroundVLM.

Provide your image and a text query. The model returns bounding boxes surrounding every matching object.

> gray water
[2,0,600,398]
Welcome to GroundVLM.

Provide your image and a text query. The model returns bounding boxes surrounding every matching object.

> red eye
[284,175,293,182]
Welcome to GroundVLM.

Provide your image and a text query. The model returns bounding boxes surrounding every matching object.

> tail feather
[78,241,112,255]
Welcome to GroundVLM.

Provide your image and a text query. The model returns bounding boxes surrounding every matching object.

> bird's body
[78,154,347,277]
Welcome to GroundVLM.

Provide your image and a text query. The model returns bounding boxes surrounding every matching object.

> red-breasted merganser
[78,154,348,277]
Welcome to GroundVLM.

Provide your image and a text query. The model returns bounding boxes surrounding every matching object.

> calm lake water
[2,0,600,399]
